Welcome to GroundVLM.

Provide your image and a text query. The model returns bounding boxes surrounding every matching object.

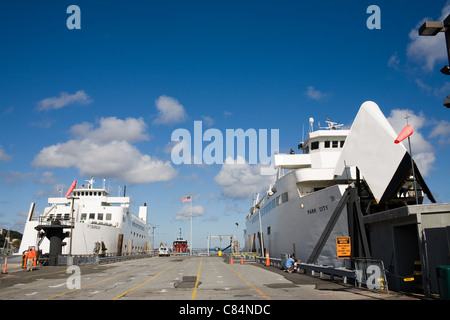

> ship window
[267,226,271,235]
[106,213,112,220]
[81,213,87,220]
[282,192,288,203]
[332,141,339,148]
[90,192,93,196]
[97,213,103,220]
[340,140,345,148]
[64,213,70,220]
[324,141,330,148]
[311,141,319,150]
[276,195,281,206]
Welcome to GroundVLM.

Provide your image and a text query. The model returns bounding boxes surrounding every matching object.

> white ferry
[19,177,152,259]
[244,101,436,267]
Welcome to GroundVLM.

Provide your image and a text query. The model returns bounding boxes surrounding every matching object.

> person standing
[25,247,36,272]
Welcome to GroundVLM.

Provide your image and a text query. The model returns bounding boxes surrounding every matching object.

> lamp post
[235,222,239,254]
[419,14,450,72]
[419,14,450,108]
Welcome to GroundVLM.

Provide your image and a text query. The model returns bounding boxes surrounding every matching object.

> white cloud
[406,2,450,72]
[201,115,214,127]
[70,117,149,144]
[37,90,92,111]
[387,109,435,176]
[32,117,177,185]
[429,120,450,144]
[305,86,331,101]
[388,52,400,70]
[38,171,57,184]
[175,205,205,220]
[153,95,187,125]
[0,145,12,162]
[214,156,276,199]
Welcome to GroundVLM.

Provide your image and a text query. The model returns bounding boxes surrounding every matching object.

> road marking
[220,258,272,300]
[0,278,63,296]
[112,260,184,300]
[45,265,151,300]
[190,257,203,300]
[48,283,66,288]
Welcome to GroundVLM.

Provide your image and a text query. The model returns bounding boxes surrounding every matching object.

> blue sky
[1,1,449,249]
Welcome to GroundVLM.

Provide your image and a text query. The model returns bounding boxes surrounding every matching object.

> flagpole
[190,194,193,256]
[407,136,419,204]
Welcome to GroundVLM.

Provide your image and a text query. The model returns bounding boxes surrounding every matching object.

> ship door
[393,224,420,292]
[117,234,123,256]
[248,234,255,252]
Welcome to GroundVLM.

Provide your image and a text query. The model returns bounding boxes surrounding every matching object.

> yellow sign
[336,236,351,259]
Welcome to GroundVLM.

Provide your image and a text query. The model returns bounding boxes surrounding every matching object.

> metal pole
[69,197,75,257]
[444,15,450,66]
[258,209,265,257]
[407,136,419,204]
[190,195,193,256]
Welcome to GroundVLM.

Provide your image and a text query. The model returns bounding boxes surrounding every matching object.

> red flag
[65,180,77,198]
[394,125,414,144]
[182,196,191,203]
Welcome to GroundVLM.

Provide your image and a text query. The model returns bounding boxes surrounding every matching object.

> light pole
[235,222,239,254]
[419,14,450,108]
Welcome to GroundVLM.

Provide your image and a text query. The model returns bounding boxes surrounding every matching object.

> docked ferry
[19,177,152,257]
[244,101,436,267]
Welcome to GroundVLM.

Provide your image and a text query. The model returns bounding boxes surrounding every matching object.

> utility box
[436,266,450,300]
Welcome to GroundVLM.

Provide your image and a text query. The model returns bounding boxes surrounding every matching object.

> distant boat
[173,228,188,253]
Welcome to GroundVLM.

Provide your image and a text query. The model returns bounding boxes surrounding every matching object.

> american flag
[182,196,191,203]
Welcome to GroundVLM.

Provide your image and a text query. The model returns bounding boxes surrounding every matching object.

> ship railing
[37,216,74,228]
[254,255,356,284]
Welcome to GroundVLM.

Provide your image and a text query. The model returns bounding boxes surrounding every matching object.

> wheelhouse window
[311,141,319,150]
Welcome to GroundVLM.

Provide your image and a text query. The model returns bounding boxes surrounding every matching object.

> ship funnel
[139,204,148,222]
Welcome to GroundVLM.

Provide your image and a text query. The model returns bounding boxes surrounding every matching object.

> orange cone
[240,257,244,265]
[265,252,270,266]
[230,256,234,264]
[1,257,8,274]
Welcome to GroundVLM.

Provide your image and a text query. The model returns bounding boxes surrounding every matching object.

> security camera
[440,65,450,75]
[444,95,450,108]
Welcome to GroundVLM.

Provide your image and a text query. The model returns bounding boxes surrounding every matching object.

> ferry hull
[19,220,151,256]
[245,182,350,267]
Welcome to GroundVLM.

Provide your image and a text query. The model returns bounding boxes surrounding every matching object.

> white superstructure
[244,101,434,266]
[19,177,152,256]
